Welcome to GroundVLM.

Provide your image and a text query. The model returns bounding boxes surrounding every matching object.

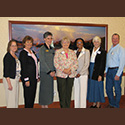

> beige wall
[0,17,125,107]
[0,17,125,78]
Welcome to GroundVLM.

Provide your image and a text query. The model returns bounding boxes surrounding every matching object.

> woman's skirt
[87,63,105,103]
[39,72,54,105]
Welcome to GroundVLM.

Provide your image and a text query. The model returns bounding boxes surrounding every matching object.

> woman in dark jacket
[3,40,21,108]
[39,32,55,108]
[19,36,39,108]
[87,36,106,108]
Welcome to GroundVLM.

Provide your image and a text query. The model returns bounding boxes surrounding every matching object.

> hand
[6,78,12,90]
[8,83,13,90]
[63,68,71,74]
[98,76,102,82]
[114,75,120,81]
[76,74,81,78]
[104,73,106,77]
[37,78,40,82]
[67,71,71,75]
[25,81,30,87]
[50,71,55,77]
[52,71,55,77]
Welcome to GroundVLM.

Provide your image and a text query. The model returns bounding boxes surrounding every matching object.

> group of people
[3,31,125,108]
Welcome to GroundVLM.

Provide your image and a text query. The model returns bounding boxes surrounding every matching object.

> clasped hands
[63,68,71,75]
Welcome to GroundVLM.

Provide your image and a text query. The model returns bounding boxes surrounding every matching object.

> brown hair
[7,40,17,52]
[112,33,120,39]
[22,35,34,48]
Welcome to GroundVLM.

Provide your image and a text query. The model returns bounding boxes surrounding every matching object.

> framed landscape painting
[9,21,108,58]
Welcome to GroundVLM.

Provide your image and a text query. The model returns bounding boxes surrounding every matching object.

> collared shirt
[105,44,125,76]
[90,47,100,63]
[44,43,53,50]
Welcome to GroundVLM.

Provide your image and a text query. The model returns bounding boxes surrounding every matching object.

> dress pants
[57,77,74,108]
[3,77,19,108]
[74,75,88,108]
[106,68,122,108]
[23,79,37,108]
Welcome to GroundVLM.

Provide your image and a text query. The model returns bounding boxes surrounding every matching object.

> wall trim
[1,73,125,83]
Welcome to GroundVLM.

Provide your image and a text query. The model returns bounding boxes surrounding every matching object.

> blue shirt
[105,44,125,76]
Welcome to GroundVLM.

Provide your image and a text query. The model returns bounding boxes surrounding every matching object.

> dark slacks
[23,79,37,108]
[57,77,74,108]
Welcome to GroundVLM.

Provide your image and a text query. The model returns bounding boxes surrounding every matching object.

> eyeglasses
[62,41,70,44]
[11,45,17,47]
[93,41,100,43]
[77,42,83,44]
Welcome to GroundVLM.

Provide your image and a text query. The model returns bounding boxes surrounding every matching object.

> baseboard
[1,96,125,108]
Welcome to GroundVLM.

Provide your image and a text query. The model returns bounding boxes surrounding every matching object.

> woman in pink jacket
[54,37,78,108]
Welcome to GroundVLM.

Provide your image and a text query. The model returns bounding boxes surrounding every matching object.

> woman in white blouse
[74,38,90,108]
[87,36,106,108]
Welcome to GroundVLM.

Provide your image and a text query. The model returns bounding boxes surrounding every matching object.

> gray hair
[61,37,71,45]
[92,36,101,43]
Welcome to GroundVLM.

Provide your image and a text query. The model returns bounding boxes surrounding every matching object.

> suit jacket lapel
[95,47,102,62]
[78,47,85,60]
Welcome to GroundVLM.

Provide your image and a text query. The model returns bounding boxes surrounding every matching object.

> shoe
[97,105,101,108]
[105,104,114,108]
[89,105,97,108]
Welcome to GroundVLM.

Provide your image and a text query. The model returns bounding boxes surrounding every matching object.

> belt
[109,67,119,69]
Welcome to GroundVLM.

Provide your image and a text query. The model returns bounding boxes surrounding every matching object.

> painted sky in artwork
[12,24,106,44]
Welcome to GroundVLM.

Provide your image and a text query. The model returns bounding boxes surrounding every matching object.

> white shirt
[90,47,100,63]
[16,59,21,78]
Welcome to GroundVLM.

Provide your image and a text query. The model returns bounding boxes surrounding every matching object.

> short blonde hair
[92,36,101,43]
[61,37,71,44]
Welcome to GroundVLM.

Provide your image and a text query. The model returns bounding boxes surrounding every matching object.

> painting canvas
[9,21,108,58]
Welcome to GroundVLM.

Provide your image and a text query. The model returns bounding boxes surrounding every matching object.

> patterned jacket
[54,48,78,78]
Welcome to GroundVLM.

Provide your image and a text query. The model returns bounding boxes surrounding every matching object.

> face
[62,40,70,49]
[93,40,101,48]
[10,41,17,52]
[112,35,119,46]
[76,39,83,49]
[44,35,53,46]
[24,40,33,49]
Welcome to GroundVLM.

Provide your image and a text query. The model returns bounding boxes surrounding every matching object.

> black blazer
[89,47,106,81]
[3,52,16,79]
[19,49,38,83]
